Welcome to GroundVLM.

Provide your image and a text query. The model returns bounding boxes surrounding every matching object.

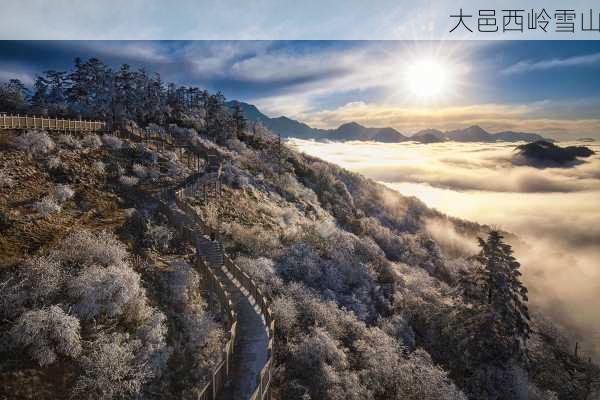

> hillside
[515,140,595,166]
[1,60,598,400]
[228,101,552,144]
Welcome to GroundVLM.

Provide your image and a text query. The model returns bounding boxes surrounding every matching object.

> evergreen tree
[231,102,246,137]
[30,76,50,115]
[457,230,530,366]
[0,79,29,113]
[44,70,69,117]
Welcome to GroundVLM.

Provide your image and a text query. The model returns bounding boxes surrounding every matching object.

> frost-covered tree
[132,163,148,178]
[0,78,28,113]
[52,184,74,203]
[13,131,56,156]
[74,332,148,399]
[92,160,106,175]
[16,256,64,308]
[57,133,82,149]
[52,229,128,268]
[450,231,531,398]
[101,134,123,150]
[68,264,146,322]
[119,175,139,186]
[459,231,530,363]
[34,196,61,217]
[10,306,82,367]
[145,223,173,251]
[81,134,102,149]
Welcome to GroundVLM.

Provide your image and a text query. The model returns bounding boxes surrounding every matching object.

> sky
[1,40,600,139]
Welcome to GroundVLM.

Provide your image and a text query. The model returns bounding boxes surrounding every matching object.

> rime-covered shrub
[132,163,148,178]
[119,175,139,187]
[81,134,102,149]
[0,169,15,188]
[92,160,106,175]
[52,229,128,268]
[272,295,298,338]
[74,332,148,399]
[116,163,126,176]
[16,256,64,307]
[10,306,82,367]
[394,349,467,400]
[221,161,251,189]
[101,134,123,150]
[182,313,224,379]
[135,309,171,377]
[68,264,146,322]
[0,256,64,321]
[289,327,372,399]
[235,256,283,297]
[163,264,203,308]
[279,172,319,204]
[170,124,197,141]
[223,222,281,257]
[13,130,55,155]
[145,223,174,250]
[34,196,61,217]
[146,123,166,137]
[52,184,74,203]
[292,327,348,371]
[58,134,81,149]
[380,314,416,350]
[159,263,224,385]
[47,156,62,170]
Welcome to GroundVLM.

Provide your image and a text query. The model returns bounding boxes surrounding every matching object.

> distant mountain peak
[338,121,364,129]
[228,100,553,144]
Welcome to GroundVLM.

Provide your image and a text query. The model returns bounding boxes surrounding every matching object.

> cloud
[0,69,34,86]
[502,52,600,75]
[292,100,600,138]
[292,140,600,194]
[295,139,600,357]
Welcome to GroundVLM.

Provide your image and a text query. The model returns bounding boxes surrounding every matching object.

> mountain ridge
[228,100,553,143]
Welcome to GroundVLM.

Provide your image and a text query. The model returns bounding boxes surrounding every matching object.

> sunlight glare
[404,58,451,100]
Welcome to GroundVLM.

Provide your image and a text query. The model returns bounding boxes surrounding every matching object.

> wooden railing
[161,199,238,400]
[148,123,273,400]
[0,114,106,132]
[174,187,275,400]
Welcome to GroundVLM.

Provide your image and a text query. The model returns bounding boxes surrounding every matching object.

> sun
[404,58,452,100]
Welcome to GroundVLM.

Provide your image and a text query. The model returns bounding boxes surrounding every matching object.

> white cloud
[0,69,34,86]
[502,52,600,75]
[290,100,600,138]
[295,139,600,355]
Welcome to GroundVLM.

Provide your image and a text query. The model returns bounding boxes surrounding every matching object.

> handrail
[174,187,275,400]
[160,199,238,400]
[0,114,106,132]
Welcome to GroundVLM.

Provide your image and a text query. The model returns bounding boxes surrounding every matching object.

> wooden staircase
[197,235,225,267]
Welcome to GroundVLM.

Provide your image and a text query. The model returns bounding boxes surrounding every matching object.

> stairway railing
[175,187,274,400]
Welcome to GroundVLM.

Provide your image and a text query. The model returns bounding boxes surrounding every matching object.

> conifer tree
[458,230,530,366]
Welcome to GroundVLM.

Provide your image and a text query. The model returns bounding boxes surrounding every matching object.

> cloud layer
[294,139,600,356]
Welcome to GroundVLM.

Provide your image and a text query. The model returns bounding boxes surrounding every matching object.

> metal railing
[0,114,106,132]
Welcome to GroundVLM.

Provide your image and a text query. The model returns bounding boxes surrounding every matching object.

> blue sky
[1,40,600,138]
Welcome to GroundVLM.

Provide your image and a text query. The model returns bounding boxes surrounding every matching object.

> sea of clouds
[292,138,600,356]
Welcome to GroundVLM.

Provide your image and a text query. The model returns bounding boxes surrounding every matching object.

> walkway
[166,197,269,399]
[212,265,269,399]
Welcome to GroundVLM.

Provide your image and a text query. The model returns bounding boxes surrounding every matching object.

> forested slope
[1,58,598,400]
